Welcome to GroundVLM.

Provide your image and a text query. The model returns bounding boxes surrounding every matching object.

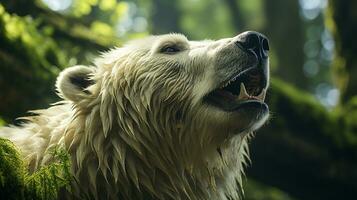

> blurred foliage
[0,0,356,199]
[179,0,235,39]
[0,4,65,122]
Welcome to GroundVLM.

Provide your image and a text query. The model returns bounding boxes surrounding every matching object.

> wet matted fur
[0,33,270,200]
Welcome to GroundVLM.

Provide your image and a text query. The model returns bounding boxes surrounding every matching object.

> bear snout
[234,31,269,61]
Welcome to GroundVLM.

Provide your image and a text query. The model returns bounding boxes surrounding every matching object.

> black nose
[235,31,269,60]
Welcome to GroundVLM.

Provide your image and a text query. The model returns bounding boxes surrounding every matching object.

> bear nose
[235,31,269,60]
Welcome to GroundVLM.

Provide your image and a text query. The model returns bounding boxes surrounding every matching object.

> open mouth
[204,67,268,111]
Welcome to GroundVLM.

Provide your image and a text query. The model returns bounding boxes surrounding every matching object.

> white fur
[56,65,94,102]
[0,33,269,200]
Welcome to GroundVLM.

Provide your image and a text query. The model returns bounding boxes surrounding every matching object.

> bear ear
[56,65,95,102]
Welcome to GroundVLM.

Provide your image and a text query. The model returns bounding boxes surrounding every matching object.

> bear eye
[160,45,181,54]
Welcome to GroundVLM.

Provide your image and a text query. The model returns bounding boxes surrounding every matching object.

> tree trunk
[263,0,308,91]
[151,0,182,34]
[223,0,246,31]
[327,0,357,103]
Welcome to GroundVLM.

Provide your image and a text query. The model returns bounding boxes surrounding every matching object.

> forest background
[0,0,356,199]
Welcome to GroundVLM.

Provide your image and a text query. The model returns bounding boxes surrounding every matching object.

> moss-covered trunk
[327,0,357,103]
[247,79,357,200]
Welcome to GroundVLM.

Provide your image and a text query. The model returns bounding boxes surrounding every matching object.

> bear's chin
[213,100,269,134]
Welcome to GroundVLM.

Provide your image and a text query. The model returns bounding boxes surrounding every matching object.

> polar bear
[0,31,270,200]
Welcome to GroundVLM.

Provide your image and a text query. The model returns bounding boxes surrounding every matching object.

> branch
[1,0,119,50]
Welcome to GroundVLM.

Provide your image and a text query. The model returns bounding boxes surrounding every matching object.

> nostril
[262,38,269,51]
[235,33,260,50]
[235,31,269,60]
[246,34,260,50]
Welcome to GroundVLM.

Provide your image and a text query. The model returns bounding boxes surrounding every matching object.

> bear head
[55,32,270,199]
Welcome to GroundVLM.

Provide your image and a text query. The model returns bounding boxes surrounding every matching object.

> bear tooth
[257,88,266,101]
[238,83,249,99]
[220,76,237,89]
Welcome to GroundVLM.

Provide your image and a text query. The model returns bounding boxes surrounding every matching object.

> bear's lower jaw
[211,101,269,134]
[204,67,268,111]
[232,101,269,133]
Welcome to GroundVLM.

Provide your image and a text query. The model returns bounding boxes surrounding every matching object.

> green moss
[270,78,323,109]
[244,179,296,200]
[269,78,334,134]
[24,147,72,200]
[0,118,5,126]
[0,138,26,200]
[340,97,357,147]
[269,78,357,151]
[0,138,72,200]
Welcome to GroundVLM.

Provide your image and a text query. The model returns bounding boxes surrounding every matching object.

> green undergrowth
[0,138,72,200]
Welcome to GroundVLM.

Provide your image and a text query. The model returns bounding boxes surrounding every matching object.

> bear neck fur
[6,90,249,200]
[59,76,250,200]
[9,61,251,200]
